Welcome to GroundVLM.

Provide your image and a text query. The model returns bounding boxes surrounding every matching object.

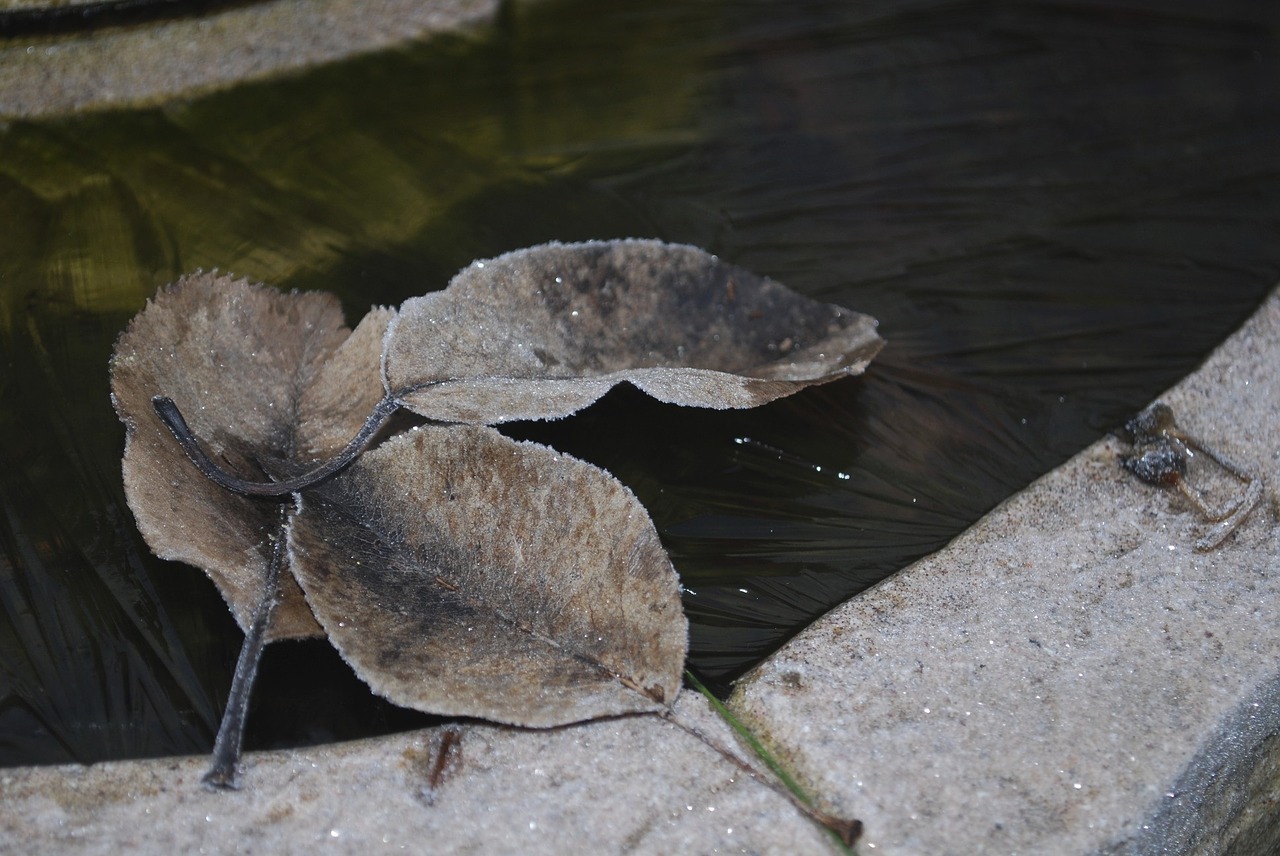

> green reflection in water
[2,0,1279,765]
[0,0,713,765]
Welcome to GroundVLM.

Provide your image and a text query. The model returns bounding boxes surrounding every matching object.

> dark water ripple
[2,0,1278,763]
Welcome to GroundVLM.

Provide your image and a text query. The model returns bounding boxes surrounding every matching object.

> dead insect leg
[1170,477,1223,522]
[1170,428,1265,545]
[1195,477,1266,552]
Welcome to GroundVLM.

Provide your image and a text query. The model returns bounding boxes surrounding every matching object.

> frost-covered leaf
[109,273,390,640]
[383,239,883,424]
[297,304,396,460]
[110,241,881,790]
[287,424,687,725]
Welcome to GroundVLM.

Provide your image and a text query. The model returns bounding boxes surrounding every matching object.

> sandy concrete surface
[0,690,837,855]
[0,0,500,118]
[733,287,1280,855]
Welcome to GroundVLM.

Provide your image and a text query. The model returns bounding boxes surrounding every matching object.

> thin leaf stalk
[153,393,402,497]
[202,505,289,789]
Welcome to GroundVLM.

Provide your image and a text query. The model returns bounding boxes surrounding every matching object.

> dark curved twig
[152,394,402,496]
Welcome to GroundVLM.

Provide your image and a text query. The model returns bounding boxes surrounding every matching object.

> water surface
[2,0,1279,765]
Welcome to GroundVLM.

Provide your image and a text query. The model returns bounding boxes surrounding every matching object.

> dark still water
[2,0,1279,765]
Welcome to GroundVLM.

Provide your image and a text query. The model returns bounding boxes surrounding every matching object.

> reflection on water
[2,0,1279,765]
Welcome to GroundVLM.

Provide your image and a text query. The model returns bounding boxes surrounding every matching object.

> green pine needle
[685,670,858,855]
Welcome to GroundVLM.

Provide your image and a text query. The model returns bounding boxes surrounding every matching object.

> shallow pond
[2,0,1279,765]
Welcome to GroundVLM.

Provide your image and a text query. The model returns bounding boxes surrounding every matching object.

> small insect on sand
[1119,402,1265,551]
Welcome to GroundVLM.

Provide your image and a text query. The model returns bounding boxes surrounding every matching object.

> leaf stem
[152,394,402,496]
[202,507,289,789]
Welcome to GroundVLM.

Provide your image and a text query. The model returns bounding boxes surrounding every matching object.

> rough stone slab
[0,0,501,118]
[732,286,1280,856]
[0,692,839,855]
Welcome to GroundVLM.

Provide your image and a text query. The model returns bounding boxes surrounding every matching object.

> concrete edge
[0,0,501,119]
[731,285,1280,855]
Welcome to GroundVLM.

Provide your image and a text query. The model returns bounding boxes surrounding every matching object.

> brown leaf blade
[287,424,688,725]
[383,239,884,423]
[109,273,384,640]
[296,306,396,460]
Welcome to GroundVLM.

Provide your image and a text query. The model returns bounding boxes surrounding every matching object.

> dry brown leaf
[287,424,687,725]
[109,273,386,640]
[383,239,883,424]
[109,240,881,797]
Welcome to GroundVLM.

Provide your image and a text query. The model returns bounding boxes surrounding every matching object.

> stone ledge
[0,0,500,118]
[0,692,833,855]
[733,287,1280,855]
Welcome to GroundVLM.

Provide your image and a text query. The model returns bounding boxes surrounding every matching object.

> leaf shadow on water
[2,0,1280,763]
